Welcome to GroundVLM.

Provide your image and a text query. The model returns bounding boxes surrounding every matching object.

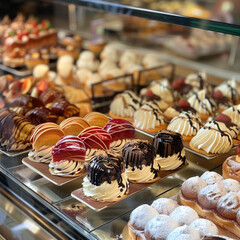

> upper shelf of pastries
[53,0,240,36]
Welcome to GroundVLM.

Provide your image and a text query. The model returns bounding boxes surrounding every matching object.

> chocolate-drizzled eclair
[153,130,186,170]
[82,150,129,202]
[122,139,160,183]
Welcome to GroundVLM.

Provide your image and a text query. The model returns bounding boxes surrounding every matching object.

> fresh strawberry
[146,88,154,97]
[172,80,180,89]
[214,90,223,99]
[32,21,38,28]
[215,113,231,123]
[17,32,24,40]
[178,77,185,86]
[33,28,39,35]
[178,99,190,107]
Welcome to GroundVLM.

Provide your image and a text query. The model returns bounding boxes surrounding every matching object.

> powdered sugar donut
[200,171,223,185]
[167,225,200,240]
[151,198,178,215]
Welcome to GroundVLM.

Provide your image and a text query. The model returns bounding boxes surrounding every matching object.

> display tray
[22,157,85,186]
[0,147,32,157]
[0,60,56,77]
[71,162,187,212]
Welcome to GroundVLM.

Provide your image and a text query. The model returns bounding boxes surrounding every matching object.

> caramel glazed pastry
[82,150,129,202]
[122,139,160,183]
[179,171,240,238]
[153,130,186,170]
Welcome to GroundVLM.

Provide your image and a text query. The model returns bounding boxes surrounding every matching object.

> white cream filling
[28,145,53,163]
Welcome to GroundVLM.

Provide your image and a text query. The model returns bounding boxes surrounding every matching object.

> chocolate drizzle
[122,140,158,177]
[227,83,238,104]
[172,105,196,114]
[87,151,125,188]
[141,103,166,124]
[153,130,184,158]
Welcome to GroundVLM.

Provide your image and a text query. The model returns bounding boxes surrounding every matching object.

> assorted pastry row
[28,117,186,201]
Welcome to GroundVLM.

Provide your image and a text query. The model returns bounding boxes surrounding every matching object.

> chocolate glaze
[227,83,238,104]
[25,107,58,125]
[140,94,162,103]
[153,129,184,158]
[51,100,79,118]
[172,105,196,114]
[214,95,232,109]
[175,83,193,95]
[122,140,158,177]
[87,151,126,188]
[39,88,65,105]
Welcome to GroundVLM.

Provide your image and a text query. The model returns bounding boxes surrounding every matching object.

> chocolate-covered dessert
[83,151,129,201]
[122,139,160,183]
[153,129,186,170]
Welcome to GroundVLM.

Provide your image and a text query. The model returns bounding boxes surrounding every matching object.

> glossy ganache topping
[52,135,86,162]
[153,129,184,158]
[104,118,135,141]
[122,139,156,170]
[87,151,125,187]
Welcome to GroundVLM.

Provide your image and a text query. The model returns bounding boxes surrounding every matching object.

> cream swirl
[185,71,208,90]
[126,160,160,183]
[28,145,53,163]
[110,139,130,153]
[155,149,185,170]
[190,121,233,154]
[82,172,129,201]
[49,160,85,177]
[188,89,217,116]
[167,112,201,137]
[134,102,166,130]
[150,79,173,103]
[110,90,140,118]
[223,105,240,129]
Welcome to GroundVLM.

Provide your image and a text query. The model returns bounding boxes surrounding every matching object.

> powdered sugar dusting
[200,171,223,185]
[221,179,240,192]
[169,206,199,225]
[151,198,178,215]
[166,225,201,240]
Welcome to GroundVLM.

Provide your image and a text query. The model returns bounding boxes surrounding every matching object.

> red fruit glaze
[178,99,190,108]
[215,113,231,123]
[78,126,112,150]
[52,135,86,162]
[104,119,135,141]
[214,90,223,99]
[146,88,154,97]
[178,77,185,86]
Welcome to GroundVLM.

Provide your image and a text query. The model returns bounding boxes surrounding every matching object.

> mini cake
[61,33,82,48]
[84,112,109,127]
[24,49,49,70]
[215,79,240,105]
[222,104,240,129]
[163,99,197,121]
[122,139,160,183]
[78,126,112,162]
[153,130,186,170]
[49,136,86,177]
[28,122,64,163]
[222,144,240,182]
[104,118,135,153]
[58,44,80,60]
[109,90,140,122]
[133,102,167,133]
[151,197,178,215]
[59,117,90,136]
[167,111,202,142]
[189,116,234,154]
[213,90,233,112]
[82,151,129,202]
[185,71,209,91]
[188,89,217,121]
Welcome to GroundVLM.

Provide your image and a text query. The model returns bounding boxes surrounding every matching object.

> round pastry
[190,218,218,237]
[133,102,167,133]
[197,183,227,209]
[122,139,160,183]
[59,117,90,136]
[144,215,179,240]
[169,206,199,226]
[181,176,207,199]
[167,111,202,142]
[129,204,159,232]
[166,225,201,240]
[189,120,233,155]
[163,99,197,121]
[188,89,217,121]
[104,118,135,153]
[151,198,178,215]
[78,126,112,162]
[82,151,129,202]
[84,112,109,127]
[76,50,99,72]
[109,90,140,122]
[185,71,209,91]
[220,179,240,192]
[200,171,223,185]
[153,129,186,170]
[49,136,86,177]
[222,105,240,129]
[100,44,119,62]
[216,192,240,219]
[33,64,49,82]
[222,152,240,182]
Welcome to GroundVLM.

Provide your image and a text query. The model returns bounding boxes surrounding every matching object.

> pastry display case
[1,0,240,239]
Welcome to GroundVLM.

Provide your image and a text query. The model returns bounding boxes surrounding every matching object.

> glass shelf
[50,0,240,36]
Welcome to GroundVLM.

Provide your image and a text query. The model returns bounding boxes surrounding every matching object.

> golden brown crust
[182,135,194,142]
[222,156,240,182]
[133,123,167,134]
[108,111,133,122]
[189,141,215,156]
